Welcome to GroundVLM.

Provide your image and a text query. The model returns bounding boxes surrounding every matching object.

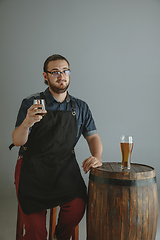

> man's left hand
[82,156,102,174]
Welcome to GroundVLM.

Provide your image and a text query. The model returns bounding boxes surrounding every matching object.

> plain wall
[1,0,160,198]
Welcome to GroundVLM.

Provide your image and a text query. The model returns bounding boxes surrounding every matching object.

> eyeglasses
[46,69,71,77]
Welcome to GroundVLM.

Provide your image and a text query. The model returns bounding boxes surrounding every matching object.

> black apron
[18,101,87,215]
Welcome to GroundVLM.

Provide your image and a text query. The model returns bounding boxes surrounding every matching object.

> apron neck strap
[70,100,76,116]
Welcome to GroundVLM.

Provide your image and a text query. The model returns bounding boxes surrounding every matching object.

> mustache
[57,79,67,83]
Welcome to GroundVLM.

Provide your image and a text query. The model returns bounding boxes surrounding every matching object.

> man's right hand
[12,100,47,146]
[24,100,47,128]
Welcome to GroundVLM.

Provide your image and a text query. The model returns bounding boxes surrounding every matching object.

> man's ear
[43,72,48,83]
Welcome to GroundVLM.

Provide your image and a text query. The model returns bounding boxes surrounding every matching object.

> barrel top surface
[100,162,154,172]
[90,162,156,180]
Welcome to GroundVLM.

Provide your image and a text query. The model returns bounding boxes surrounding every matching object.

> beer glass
[33,99,46,116]
[120,135,133,170]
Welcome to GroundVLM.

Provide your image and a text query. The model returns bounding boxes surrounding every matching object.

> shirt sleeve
[81,102,97,138]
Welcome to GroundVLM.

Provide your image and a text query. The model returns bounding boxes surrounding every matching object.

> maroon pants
[15,157,86,240]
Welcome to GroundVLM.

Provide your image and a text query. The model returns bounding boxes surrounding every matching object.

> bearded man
[12,54,103,240]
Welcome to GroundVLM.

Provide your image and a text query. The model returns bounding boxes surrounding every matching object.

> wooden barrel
[87,162,159,240]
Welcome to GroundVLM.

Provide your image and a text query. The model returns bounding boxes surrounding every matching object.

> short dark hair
[43,54,70,73]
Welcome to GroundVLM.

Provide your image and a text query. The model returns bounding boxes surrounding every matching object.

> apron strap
[9,143,15,150]
[70,100,76,116]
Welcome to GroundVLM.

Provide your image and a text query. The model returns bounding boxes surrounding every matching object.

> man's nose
[58,72,65,78]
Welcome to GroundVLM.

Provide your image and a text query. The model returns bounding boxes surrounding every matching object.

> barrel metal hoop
[89,174,157,187]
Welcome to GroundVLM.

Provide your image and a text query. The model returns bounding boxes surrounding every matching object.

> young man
[12,54,103,240]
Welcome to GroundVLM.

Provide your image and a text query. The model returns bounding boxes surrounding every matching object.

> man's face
[43,60,70,94]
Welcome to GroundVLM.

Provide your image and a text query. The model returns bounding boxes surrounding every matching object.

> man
[12,54,103,240]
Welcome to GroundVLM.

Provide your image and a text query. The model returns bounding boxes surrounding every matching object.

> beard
[47,79,70,94]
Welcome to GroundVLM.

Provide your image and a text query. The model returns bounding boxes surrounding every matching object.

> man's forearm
[12,120,30,146]
[86,133,103,160]
[82,133,103,173]
[12,101,47,147]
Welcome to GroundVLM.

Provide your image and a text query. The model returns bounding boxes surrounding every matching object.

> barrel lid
[90,162,156,180]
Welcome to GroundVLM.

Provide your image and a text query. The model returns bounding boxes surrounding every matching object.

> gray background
[0,0,160,239]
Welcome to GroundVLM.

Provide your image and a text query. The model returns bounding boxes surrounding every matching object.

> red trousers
[15,157,86,240]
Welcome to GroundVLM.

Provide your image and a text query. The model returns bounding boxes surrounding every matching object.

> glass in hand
[33,99,46,116]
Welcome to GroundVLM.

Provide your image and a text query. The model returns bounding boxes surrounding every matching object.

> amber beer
[120,136,133,169]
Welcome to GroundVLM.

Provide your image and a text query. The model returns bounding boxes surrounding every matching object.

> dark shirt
[15,88,97,154]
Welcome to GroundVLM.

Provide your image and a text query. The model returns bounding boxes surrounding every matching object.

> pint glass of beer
[120,135,133,170]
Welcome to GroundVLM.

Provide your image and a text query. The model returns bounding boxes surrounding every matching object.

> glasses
[46,69,71,77]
